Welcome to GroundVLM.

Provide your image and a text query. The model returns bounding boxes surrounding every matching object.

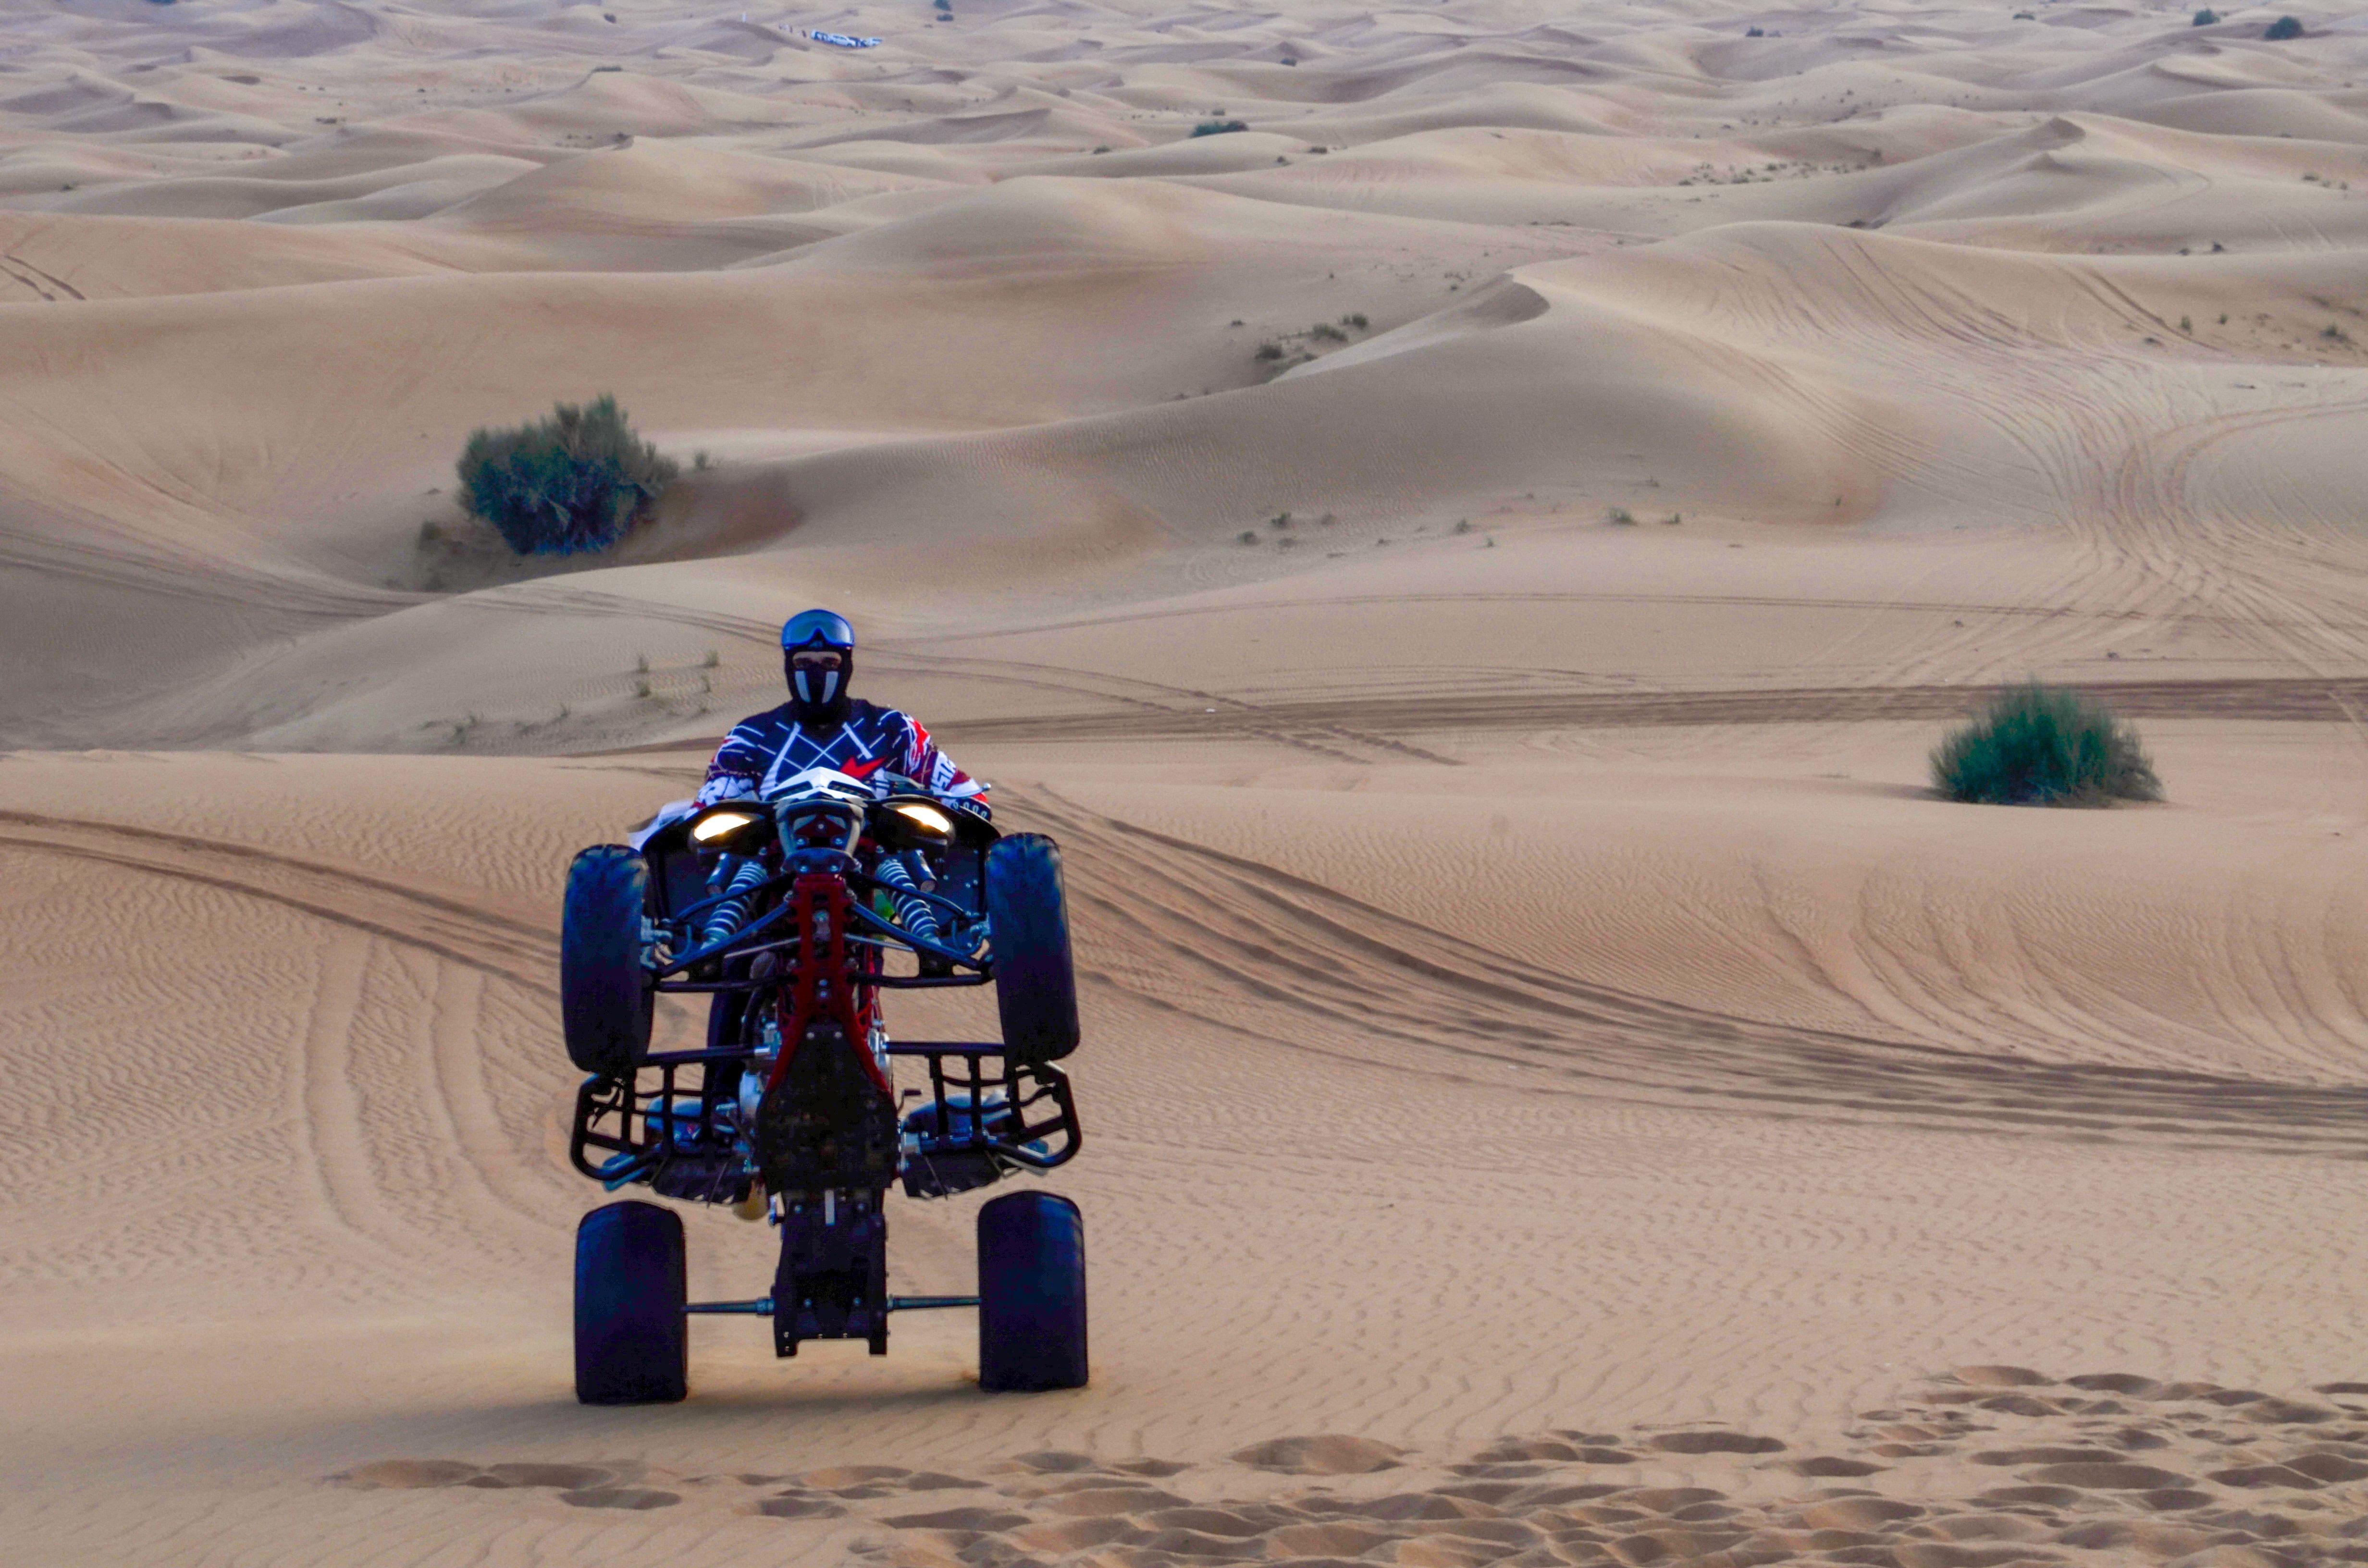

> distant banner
[808,29,881,48]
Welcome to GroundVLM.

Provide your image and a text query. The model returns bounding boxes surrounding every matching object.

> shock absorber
[872,851,942,944]
[703,854,770,945]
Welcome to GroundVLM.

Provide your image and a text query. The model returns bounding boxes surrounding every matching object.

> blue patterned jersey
[696,698,987,811]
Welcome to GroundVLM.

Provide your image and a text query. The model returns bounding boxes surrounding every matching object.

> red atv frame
[557,769,1085,1402]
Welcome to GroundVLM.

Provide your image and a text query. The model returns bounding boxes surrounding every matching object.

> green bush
[456,395,678,556]
[1191,120,1249,137]
[2192,8,2219,22]
[1930,683,2160,806]
[2265,14,2302,37]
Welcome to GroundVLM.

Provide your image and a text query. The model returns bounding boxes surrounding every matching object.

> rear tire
[986,834,1079,1062]
[562,845,653,1075]
[977,1190,1087,1392]
[575,1200,687,1405]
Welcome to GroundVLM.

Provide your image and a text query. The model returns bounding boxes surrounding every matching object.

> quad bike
[559,766,1085,1404]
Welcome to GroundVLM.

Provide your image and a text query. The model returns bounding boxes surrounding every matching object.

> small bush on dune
[1191,119,1249,137]
[457,395,678,557]
[2265,14,2302,37]
[2192,8,2219,22]
[1931,683,2160,806]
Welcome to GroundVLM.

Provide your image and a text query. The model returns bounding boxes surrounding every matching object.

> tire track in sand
[0,810,555,991]
[0,811,567,1253]
[1021,789,2368,1156]
[945,674,2368,745]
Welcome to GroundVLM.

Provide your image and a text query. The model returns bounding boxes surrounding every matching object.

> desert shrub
[1930,683,2160,806]
[457,395,678,556]
[2265,14,2302,37]
[2192,7,2219,22]
[1607,506,1636,525]
[1191,120,1249,137]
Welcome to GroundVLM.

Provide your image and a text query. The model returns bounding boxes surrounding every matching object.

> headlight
[691,807,765,845]
[889,801,954,839]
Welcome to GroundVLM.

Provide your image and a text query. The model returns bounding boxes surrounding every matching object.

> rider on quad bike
[697,608,987,815]
[560,607,1085,1404]
[693,610,986,952]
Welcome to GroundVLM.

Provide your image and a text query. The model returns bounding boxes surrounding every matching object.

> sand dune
[4,0,2368,1563]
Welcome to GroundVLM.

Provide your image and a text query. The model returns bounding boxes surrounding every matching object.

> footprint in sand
[989,1449,1101,1476]
[2069,1372,2165,1396]
[2059,1520,2223,1555]
[1262,1520,1400,1557]
[754,1495,845,1519]
[1797,1496,1925,1530]
[1137,1504,1274,1538]
[1973,1483,2084,1507]
[1648,1430,1787,1455]
[2207,1462,2326,1489]
[1949,1364,2056,1387]
[1230,1433,1403,1474]
[1970,1445,2123,1465]
[2026,1460,2195,1489]
[476,1463,616,1491]
[879,1505,1032,1530]
[1512,1482,1628,1507]
[338,1459,481,1489]
[1613,1486,1730,1516]
[1038,1484,1193,1517]
[559,1486,678,1510]
[1004,1517,1134,1552]
[1468,1436,1587,1464]
[799,1462,910,1496]
[2289,1451,2368,1482]
[1783,1456,1888,1477]
[1912,1510,2055,1544]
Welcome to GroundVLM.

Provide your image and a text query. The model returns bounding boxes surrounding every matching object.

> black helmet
[780,608,855,723]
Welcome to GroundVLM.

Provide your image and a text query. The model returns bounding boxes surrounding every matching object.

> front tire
[986,834,1079,1062]
[562,845,654,1075]
[977,1190,1087,1392]
[575,1200,687,1405]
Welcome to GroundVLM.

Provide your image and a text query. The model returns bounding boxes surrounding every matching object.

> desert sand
[5,0,2368,1563]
